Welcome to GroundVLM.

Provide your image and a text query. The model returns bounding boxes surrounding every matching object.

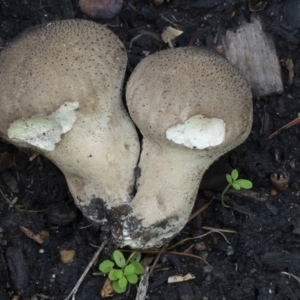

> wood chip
[19,225,44,244]
[168,273,195,283]
[222,15,283,96]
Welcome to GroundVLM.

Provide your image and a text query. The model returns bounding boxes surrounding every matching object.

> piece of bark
[135,268,149,300]
[6,247,29,295]
[222,15,283,97]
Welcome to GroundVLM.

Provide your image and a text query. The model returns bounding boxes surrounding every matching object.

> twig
[201,226,237,234]
[268,116,300,139]
[64,240,107,300]
[120,248,210,265]
[188,197,214,222]
[0,188,12,205]
[167,251,209,265]
[149,243,168,276]
[159,14,180,29]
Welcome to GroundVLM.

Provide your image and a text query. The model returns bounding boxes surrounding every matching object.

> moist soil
[1,0,300,299]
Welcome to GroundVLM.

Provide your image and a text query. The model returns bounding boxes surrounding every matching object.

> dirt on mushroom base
[1,0,300,299]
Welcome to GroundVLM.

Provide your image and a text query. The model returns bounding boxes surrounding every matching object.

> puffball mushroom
[124,47,253,248]
[0,19,140,222]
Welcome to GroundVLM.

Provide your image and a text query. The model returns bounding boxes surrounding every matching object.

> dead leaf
[161,26,183,43]
[101,278,115,298]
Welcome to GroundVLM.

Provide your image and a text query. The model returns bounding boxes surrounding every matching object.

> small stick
[149,243,168,276]
[268,116,300,139]
[188,197,214,222]
[64,240,107,300]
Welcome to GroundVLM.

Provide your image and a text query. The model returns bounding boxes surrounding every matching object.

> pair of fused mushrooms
[0,20,253,248]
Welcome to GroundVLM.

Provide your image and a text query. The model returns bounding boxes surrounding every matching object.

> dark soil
[1,0,300,299]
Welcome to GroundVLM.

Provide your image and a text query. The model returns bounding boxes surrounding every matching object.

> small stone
[194,242,206,251]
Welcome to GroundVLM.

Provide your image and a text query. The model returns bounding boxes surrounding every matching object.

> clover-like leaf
[235,179,253,189]
[99,260,114,273]
[232,182,241,190]
[231,169,239,181]
[226,174,233,184]
[126,273,139,284]
[108,269,118,281]
[124,264,135,276]
[112,250,126,268]
[118,276,128,289]
[131,261,145,275]
[114,269,124,279]
[128,250,141,263]
[112,280,126,294]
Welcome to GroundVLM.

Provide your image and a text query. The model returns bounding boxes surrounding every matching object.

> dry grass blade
[188,197,214,222]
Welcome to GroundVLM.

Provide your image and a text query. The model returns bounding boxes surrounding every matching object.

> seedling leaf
[114,269,123,279]
[231,169,239,180]
[124,264,135,275]
[112,250,126,268]
[226,174,232,184]
[128,250,141,263]
[232,182,241,190]
[126,273,139,284]
[99,260,114,273]
[235,179,253,189]
[118,276,127,289]
[112,281,126,294]
[131,261,145,275]
[108,269,118,281]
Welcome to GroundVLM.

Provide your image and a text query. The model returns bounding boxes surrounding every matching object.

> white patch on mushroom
[166,114,226,149]
[49,101,79,133]
[7,101,79,151]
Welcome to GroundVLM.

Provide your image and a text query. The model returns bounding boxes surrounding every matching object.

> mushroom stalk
[122,140,216,248]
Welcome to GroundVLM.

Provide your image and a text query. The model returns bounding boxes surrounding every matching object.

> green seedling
[221,169,253,208]
[99,250,145,294]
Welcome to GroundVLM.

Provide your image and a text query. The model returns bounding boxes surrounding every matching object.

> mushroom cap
[0,19,140,221]
[126,47,253,155]
[0,19,126,135]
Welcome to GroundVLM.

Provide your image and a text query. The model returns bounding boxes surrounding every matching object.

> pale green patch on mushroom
[8,101,79,151]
